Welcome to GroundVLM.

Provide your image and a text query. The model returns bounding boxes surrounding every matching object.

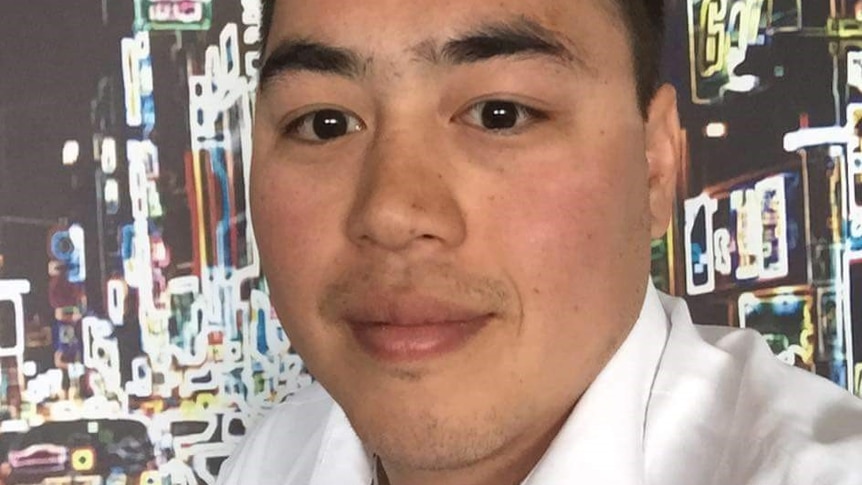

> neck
[377,407,571,485]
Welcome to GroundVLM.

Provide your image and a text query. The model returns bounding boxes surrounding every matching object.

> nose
[346,128,466,253]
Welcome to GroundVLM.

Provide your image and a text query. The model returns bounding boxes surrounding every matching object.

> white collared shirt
[216,283,862,484]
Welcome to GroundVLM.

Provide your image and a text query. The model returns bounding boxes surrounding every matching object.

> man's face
[252,0,677,477]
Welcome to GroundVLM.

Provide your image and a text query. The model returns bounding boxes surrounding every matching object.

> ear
[645,84,682,238]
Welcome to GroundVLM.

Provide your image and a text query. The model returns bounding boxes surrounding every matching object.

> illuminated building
[0,2,310,482]
[653,0,862,394]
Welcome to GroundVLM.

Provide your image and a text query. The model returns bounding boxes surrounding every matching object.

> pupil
[481,102,518,130]
[313,109,348,139]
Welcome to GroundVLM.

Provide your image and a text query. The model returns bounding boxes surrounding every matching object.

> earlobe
[645,84,682,238]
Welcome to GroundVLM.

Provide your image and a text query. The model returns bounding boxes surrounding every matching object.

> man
[217,0,862,483]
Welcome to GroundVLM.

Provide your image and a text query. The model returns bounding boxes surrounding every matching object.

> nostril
[410,231,437,240]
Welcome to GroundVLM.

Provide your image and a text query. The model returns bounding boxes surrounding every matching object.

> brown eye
[285,108,365,142]
[461,100,546,134]
[482,101,519,129]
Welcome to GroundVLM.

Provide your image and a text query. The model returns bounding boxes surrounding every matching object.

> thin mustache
[318,265,512,323]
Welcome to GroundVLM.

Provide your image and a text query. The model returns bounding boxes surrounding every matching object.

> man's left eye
[459,100,547,133]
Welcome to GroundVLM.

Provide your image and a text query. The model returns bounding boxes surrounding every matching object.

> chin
[350,403,510,473]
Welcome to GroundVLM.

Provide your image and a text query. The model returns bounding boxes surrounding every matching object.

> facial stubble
[314,260,532,473]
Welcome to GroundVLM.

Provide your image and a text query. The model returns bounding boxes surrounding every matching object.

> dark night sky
[0,1,134,316]
[0,1,244,318]
[0,1,132,215]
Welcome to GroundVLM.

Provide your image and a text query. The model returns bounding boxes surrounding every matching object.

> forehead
[266,0,630,67]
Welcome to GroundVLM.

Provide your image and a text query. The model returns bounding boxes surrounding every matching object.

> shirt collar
[522,280,669,484]
[310,280,670,485]
[309,404,375,485]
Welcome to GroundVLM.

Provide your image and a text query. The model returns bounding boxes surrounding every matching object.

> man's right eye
[283,108,365,143]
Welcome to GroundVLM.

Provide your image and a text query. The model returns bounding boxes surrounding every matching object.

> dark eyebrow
[435,17,583,68]
[257,17,586,93]
[258,39,364,91]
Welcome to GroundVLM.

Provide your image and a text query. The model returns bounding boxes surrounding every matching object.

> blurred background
[0,0,859,483]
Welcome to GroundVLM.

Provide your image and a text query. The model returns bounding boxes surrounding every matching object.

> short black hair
[258,0,664,115]
[618,0,665,115]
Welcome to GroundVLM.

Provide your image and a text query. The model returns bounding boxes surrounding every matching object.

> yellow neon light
[71,447,96,472]
[192,150,207,269]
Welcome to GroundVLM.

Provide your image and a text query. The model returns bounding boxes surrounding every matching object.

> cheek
[250,161,346,320]
[250,164,356,376]
[494,146,647,273]
[252,172,322,267]
[498,166,616,291]
[485,146,651,355]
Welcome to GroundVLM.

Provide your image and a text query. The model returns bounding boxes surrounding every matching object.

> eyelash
[458,100,549,134]
[281,108,365,143]
[279,99,549,143]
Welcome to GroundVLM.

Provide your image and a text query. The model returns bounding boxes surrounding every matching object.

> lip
[349,317,491,362]
[343,295,493,362]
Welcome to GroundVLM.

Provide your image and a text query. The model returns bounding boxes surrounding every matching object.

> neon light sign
[685,194,717,295]
[134,0,212,31]
[684,173,795,295]
[847,105,862,250]
[687,0,801,104]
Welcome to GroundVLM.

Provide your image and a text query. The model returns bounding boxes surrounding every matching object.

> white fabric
[216,283,862,485]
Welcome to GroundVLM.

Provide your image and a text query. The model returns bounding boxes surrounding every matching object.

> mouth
[343,295,495,362]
